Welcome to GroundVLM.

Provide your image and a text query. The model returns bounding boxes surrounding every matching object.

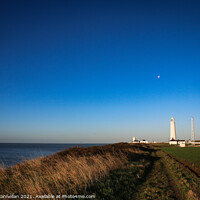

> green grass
[135,152,177,200]
[161,147,200,168]
[86,158,151,200]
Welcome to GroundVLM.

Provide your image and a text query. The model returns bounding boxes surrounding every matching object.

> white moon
[157,75,160,79]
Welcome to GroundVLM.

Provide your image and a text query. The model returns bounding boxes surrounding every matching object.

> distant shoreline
[0,143,109,167]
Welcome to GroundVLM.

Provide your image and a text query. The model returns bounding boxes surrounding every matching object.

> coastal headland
[0,143,200,199]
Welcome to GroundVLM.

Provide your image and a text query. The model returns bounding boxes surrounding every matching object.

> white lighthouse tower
[169,117,185,146]
[170,117,176,140]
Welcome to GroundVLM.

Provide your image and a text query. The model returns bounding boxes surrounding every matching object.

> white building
[140,140,149,144]
[129,137,149,144]
[179,141,186,147]
[169,117,185,146]
[169,140,178,145]
[170,117,176,140]
[169,117,178,145]
[131,137,140,143]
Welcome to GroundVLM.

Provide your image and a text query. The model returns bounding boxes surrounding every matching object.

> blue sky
[0,0,200,143]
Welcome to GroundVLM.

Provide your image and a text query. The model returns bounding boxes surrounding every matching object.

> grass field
[161,147,200,168]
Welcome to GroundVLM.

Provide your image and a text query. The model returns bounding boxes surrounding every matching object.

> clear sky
[0,0,200,143]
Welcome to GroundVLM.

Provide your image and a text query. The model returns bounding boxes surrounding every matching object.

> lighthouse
[170,117,176,140]
[169,117,185,146]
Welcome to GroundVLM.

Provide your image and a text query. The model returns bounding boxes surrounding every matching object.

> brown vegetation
[0,143,149,195]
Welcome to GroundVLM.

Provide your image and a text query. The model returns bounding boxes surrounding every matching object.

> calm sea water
[0,143,106,167]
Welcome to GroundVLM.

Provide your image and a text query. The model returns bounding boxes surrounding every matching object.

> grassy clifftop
[0,143,150,196]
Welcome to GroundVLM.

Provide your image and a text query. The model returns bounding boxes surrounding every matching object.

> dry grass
[0,143,148,195]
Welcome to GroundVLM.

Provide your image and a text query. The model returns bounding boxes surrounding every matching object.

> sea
[0,143,107,167]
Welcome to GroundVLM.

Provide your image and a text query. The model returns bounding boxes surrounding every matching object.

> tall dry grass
[0,143,149,195]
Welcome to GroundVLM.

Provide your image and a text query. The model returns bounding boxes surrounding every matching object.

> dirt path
[162,151,200,200]
[163,151,200,178]
[85,147,200,200]
[134,151,180,200]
